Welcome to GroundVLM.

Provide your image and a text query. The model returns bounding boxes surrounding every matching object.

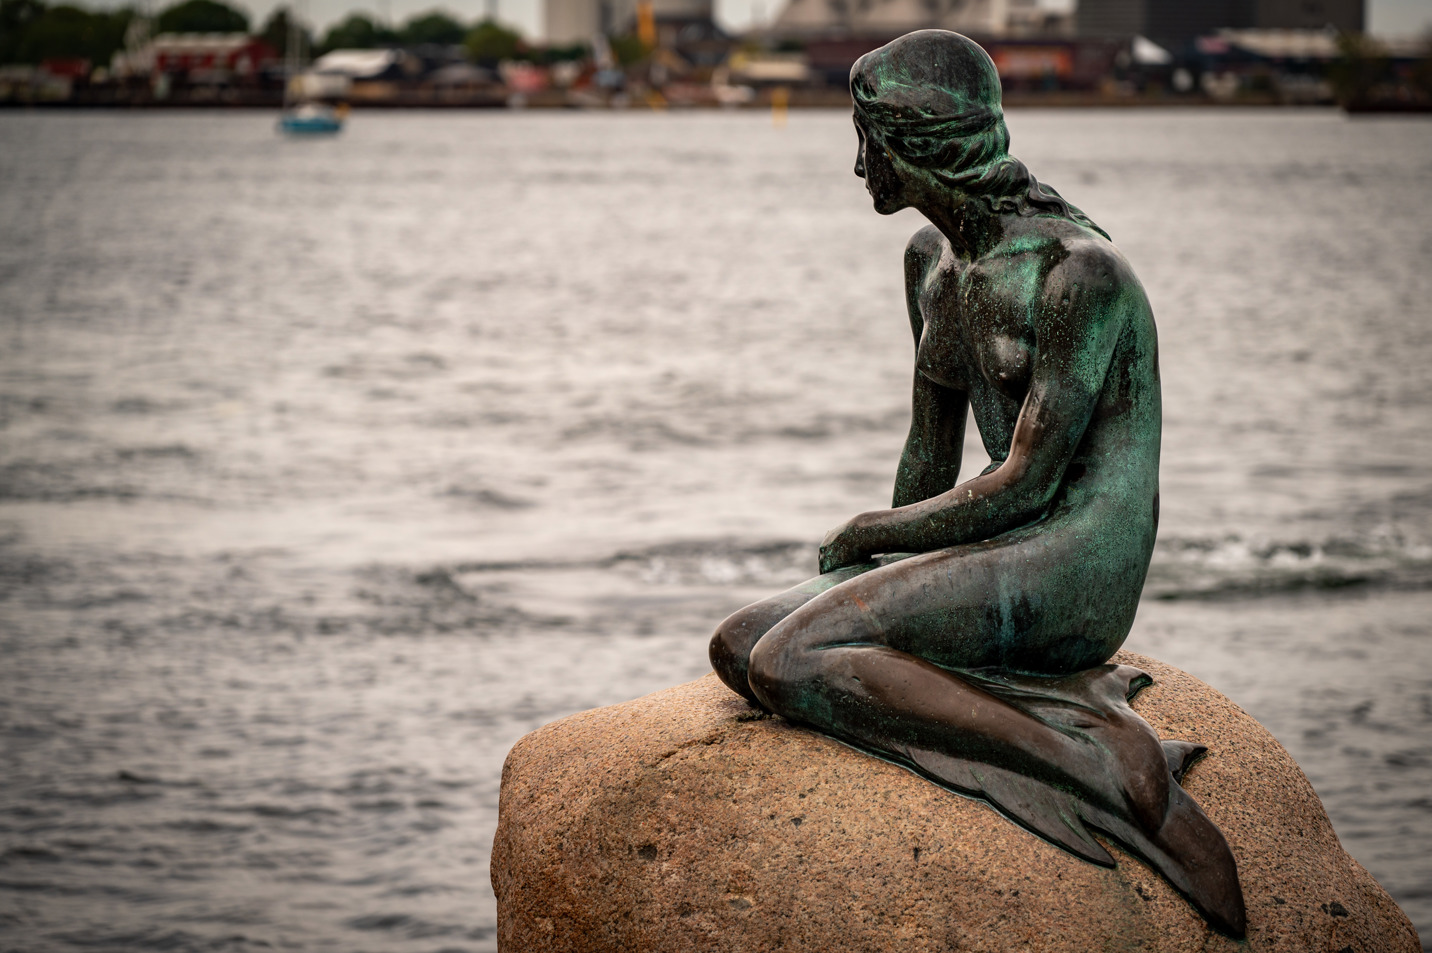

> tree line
[0,0,565,68]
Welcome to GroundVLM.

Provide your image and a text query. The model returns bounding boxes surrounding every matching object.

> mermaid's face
[854,117,910,216]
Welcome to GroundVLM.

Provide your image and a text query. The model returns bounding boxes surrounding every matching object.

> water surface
[1,108,1429,950]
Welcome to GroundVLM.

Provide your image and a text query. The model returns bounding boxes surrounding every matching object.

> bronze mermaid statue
[708,30,1246,938]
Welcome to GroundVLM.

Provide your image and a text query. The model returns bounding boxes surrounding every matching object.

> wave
[607,538,815,587]
[465,532,1432,603]
[454,538,817,589]
[0,447,203,503]
[1146,532,1432,600]
[594,533,1432,601]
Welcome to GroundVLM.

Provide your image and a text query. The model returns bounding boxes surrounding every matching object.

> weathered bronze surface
[710,30,1246,938]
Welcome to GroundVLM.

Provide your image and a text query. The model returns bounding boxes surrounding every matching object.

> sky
[142,0,1432,45]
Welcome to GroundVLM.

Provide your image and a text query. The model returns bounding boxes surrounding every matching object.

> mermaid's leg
[709,558,904,706]
[726,526,1247,935]
[744,549,1170,825]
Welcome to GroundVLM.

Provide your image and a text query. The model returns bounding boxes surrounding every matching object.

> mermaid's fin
[896,665,1244,938]
[1078,782,1247,938]
[907,746,1115,867]
[1160,740,1208,784]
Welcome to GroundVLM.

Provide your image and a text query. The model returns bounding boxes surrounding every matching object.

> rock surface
[491,651,1419,952]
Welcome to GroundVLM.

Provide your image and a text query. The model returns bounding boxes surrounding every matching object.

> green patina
[708,30,1243,938]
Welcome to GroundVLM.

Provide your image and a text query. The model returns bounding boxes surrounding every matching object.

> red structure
[39,58,92,80]
[151,34,276,78]
[806,36,1123,91]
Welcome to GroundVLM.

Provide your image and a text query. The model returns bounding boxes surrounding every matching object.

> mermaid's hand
[819,518,871,574]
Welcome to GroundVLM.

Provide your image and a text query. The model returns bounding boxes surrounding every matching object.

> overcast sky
[146,0,1432,46]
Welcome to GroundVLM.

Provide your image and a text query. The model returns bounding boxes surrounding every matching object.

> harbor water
[1,108,1430,950]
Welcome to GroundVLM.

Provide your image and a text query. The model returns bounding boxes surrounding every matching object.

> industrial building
[546,0,715,46]
[770,0,1070,41]
[1076,0,1363,49]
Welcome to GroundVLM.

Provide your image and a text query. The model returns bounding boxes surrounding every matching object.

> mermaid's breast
[975,332,1034,399]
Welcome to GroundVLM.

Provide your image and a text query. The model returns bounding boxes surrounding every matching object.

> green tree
[463,17,518,63]
[1327,32,1392,106]
[607,33,648,66]
[319,12,394,50]
[1411,39,1432,100]
[540,41,587,63]
[397,9,463,45]
[258,5,310,59]
[14,3,131,64]
[1,0,48,62]
[155,0,248,33]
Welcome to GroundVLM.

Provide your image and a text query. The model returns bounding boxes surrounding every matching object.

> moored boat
[276,2,345,136]
[279,102,345,134]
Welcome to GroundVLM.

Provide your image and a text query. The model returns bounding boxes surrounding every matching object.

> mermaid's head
[850,31,1106,236]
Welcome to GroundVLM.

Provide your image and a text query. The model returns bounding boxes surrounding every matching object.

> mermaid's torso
[902,217,1163,669]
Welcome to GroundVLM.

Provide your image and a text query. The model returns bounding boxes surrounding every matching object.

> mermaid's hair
[850,30,1108,239]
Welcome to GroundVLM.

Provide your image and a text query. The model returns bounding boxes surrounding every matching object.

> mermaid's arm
[893,369,967,509]
[821,246,1127,572]
[892,226,967,509]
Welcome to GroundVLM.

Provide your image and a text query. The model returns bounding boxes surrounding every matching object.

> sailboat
[278,3,344,135]
[280,101,344,134]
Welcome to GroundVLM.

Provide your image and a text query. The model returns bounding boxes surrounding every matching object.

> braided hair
[850,30,1108,239]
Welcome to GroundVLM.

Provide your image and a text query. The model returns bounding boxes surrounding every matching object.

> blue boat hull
[279,116,343,135]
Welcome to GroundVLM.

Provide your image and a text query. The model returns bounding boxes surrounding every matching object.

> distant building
[1075,0,1147,37]
[1006,0,1074,36]
[149,33,275,80]
[771,0,1053,40]
[1251,0,1363,31]
[799,33,1122,86]
[545,0,712,45]
[301,48,421,101]
[1076,0,1363,49]
[544,0,603,46]
[39,58,92,80]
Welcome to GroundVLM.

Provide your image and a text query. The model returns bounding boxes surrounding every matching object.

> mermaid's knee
[709,605,773,704]
[746,626,798,713]
[747,611,853,717]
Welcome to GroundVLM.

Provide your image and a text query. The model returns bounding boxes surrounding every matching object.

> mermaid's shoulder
[1042,227,1140,300]
[906,223,947,259]
[904,224,949,277]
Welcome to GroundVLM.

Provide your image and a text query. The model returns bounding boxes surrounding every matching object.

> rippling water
[1,108,1429,951]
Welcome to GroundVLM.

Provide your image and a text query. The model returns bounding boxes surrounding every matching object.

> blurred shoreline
[0,90,1411,109]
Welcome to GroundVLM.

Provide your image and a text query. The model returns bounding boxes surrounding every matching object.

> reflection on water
[1,109,1429,951]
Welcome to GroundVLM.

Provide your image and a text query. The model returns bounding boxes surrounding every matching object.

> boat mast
[284,0,303,108]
